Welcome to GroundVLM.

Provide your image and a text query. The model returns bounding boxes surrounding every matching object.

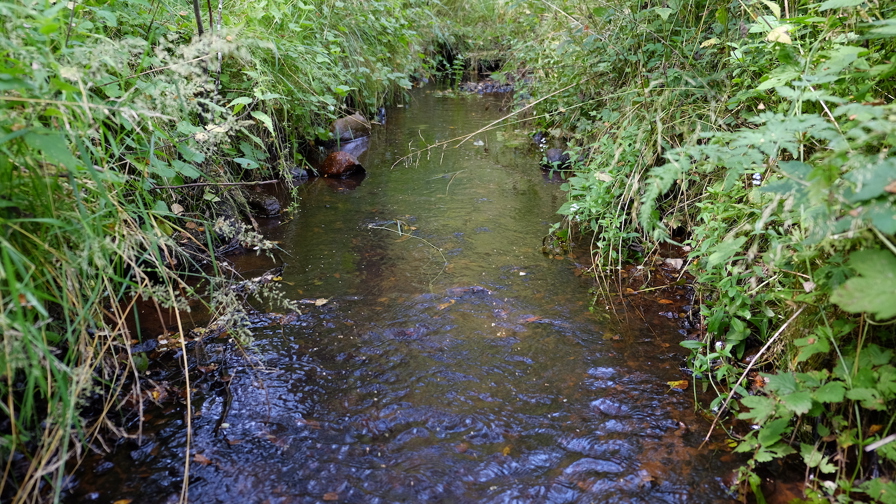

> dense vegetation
[0,0,468,501]
[500,0,896,501]
[1,0,894,502]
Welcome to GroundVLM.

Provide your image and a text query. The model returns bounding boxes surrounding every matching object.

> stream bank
[68,86,740,504]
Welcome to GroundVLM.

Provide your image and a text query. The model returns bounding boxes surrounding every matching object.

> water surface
[73,87,736,503]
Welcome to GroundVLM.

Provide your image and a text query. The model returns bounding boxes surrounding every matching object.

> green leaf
[757,417,792,446]
[706,236,747,267]
[655,7,674,20]
[817,0,865,10]
[830,250,896,319]
[813,381,846,403]
[24,131,79,169]
[780,391,813,415]
[846,387,884,410]
[794,333,830,362]
[739,395,776,422]
[765,372,799,395]
[250,111,275,135]
[859,478,896,504]
[170,160,202,179]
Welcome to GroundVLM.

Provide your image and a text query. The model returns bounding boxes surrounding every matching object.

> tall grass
[0,0,470,501]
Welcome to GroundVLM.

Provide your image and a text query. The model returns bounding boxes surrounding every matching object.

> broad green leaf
[765,372,799,395]
[760,0,781,18]
[757,417,791,446]
[250,111,275,135]
[706,236,747,267]
[24,131,79,169]
[817,0,864,10]
[655,7,674,20]
[148,158,176,178]
[170,160,202,179]
[780,391,813,415]
[846,387,884,410]
[813,381,846,403]
[228,96,253,107]
[830,250,896,319]
[738,395,776,422]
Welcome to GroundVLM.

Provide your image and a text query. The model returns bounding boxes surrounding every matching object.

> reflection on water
[71,88,737,503]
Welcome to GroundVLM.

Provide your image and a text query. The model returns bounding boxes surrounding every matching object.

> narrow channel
[73,87,737,503]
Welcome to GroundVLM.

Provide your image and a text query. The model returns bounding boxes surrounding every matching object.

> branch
[150,179,281,190]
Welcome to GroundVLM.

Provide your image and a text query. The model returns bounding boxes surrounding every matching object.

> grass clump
[501,0,896,500]
[0,0,463,501]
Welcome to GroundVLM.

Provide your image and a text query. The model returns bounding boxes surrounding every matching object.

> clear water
[71,88,736,504]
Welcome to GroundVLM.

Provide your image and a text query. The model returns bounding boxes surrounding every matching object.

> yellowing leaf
[193,453,212,465]
[667,380,689,391]
[700,38,719,48]
[766,25,792,44]
[502,445,512,456]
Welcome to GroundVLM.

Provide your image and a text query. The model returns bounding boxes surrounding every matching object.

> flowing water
[72,87,738,503]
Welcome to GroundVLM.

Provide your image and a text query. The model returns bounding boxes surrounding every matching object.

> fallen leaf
[886,180,896,193]
[193,453,212,465]
[171,203,184,215]
[112,500,133,504]
[667,380,689,391]
[520,315,542,323]
[437,299,456,310]
[657,299,674,304]
[185,221,196,229]
[664,258,684,270]
[502,445,512,456]
[455,442,469,453]
[314,298,329,306]
[323,492,339,501]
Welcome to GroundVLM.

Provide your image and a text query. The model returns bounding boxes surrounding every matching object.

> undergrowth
[0,0,477,502]
[503,0,896,501]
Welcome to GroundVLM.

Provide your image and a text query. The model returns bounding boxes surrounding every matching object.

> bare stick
[700,306,805,447]
[150,179,281,190]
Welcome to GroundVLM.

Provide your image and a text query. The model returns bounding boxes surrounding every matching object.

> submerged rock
[544,148,571,169]
[246,193,281,217]
[321,151,365,178]
[330,113,371,142]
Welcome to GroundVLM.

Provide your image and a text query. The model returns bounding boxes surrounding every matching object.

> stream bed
[71,87,738,503]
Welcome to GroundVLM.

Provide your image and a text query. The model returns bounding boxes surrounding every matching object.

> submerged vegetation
[1,0,894,501]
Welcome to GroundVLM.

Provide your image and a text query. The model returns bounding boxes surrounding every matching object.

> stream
[71,87,738,503]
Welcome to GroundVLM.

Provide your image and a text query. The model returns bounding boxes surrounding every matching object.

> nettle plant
[637,1,896,499]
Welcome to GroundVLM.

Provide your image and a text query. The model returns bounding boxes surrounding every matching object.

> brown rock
[329,113,371,142]
[320,151,365,178]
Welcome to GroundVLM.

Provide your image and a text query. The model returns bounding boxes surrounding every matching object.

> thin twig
[700,306,805,447]
[150,179,280,190]
[390,79,588,169]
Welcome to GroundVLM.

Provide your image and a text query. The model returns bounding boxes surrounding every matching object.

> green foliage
[503,0,896,500]
[0,0,463,501]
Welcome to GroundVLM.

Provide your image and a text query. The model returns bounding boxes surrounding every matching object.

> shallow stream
[72,87,737,503]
